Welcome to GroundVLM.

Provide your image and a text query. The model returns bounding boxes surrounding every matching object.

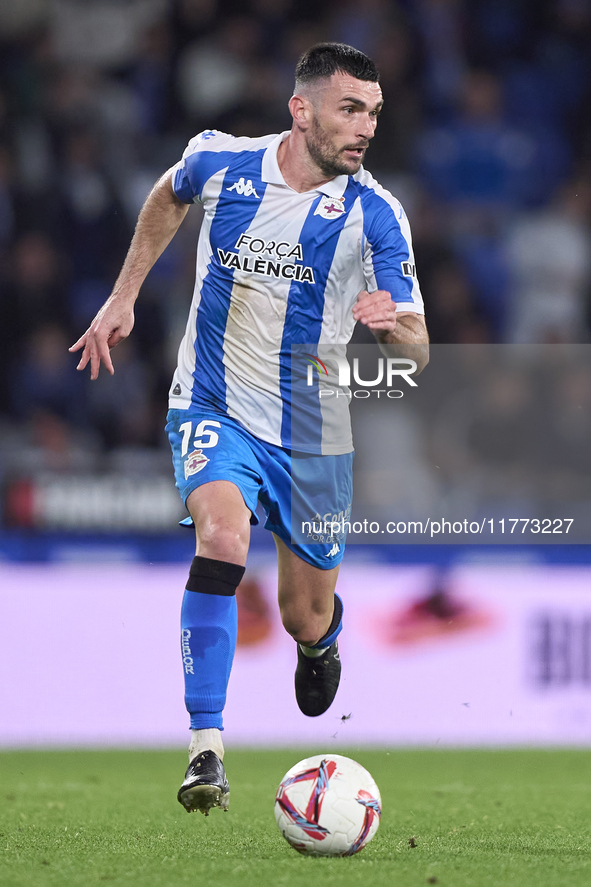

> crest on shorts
[185,449,209,480]
[314,196,345,219]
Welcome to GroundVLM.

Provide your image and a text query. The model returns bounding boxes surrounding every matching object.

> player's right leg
[177,480,251,814]
[166,409,261,814]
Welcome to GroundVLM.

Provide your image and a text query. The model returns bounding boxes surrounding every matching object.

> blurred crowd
[1,0,591,468]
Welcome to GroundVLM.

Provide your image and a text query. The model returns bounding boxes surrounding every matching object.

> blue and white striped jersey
[168,130,423,454]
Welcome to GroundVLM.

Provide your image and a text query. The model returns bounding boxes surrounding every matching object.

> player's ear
[289,93,313,130]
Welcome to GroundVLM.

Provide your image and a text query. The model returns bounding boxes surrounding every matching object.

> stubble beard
[306,118,364,178]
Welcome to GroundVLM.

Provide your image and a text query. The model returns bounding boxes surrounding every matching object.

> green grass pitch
[1,748,589,887]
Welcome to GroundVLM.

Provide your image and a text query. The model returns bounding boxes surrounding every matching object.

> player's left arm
[352,289,430,373]
[356,191,429,371]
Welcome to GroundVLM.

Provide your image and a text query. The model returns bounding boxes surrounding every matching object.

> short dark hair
[295,43,379,91]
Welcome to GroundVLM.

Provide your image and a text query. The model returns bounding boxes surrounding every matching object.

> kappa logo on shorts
[314,196,345,219]
[184,449,209,479]
[325,542,341,558]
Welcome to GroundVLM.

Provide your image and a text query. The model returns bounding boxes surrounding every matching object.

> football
[274,753,382,857]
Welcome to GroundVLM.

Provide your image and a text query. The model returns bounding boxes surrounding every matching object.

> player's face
[306,73,383,177]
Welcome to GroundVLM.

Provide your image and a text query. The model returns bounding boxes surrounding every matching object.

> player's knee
[196,522,249,563]
[280,609,329,646]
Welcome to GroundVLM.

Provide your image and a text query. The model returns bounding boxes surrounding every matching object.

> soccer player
[70,43,428,815]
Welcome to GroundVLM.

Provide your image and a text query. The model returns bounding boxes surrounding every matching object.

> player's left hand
[352,289,397,333]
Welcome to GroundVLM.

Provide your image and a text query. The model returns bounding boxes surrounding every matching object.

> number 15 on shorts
[179,420,221,456]
[180,420,221,480]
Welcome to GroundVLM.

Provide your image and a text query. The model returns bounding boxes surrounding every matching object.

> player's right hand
[69,300,135,380]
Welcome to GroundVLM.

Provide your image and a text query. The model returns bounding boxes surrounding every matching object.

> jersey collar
[262,131,350,199]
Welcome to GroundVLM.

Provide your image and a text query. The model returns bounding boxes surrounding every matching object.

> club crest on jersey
[227,178,260,198]
[184,449,208,479]
[314,196,345,219]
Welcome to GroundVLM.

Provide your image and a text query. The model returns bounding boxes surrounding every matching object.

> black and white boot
[177,750,230,814]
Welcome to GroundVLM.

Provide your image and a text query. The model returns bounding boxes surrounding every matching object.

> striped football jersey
[168,130,423,454]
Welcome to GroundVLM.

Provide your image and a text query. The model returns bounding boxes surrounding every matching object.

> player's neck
[277,132,336,194]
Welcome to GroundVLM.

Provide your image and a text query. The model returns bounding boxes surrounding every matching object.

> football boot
[177,750,230,814]
[295,640,341,717]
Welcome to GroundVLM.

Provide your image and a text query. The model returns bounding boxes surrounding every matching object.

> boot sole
[179,784,230,815]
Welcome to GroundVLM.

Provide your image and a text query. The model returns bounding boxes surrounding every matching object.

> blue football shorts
[165,408,353,569]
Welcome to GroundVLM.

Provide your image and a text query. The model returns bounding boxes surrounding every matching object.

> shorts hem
[180,472,260,525]
[267,523,344,570]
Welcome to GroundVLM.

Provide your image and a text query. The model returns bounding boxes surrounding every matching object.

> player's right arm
[69,171,189,380]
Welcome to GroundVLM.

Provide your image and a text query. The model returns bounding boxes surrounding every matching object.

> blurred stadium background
[1,0,591,750]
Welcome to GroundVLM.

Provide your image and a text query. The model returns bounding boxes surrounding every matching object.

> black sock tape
[186,556,245,596]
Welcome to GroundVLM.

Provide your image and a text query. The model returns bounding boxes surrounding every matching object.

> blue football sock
[309,592,344,649]
[180,557,244,730]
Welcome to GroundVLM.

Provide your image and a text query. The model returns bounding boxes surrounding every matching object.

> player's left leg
[275,536,339,643]
[274,537,343,717]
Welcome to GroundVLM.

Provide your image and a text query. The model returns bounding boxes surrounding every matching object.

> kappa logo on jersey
[184,449,209,479]
[314,196,345,219]
[227,177,260,198]
[325,542,341,558]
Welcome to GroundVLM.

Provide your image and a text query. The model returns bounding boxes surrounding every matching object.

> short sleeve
[171,130,230,204]
[362,195,424,314]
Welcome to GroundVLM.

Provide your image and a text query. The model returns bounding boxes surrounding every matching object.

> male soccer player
[70,43,428,815]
